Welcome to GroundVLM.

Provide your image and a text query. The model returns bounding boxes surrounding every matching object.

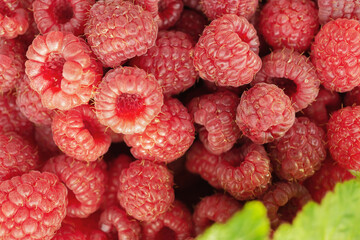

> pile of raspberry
[0,0,359,239]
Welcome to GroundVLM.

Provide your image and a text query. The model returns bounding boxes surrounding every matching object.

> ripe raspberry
[94,66,164,135]
[311,18,360,92]
[188,90,240,155]
[201,0,258,21]
[236,83,296,144]
[99,205,142,240]
[52,223,87,240]
[344,86,360,107]
[124,98,195,163]
[157,0,184,30]
[117,160,175,221]
[193,14,261,87]
[268,117,326,181]
[0,0,29,39]
[52,104,111,162]
[259,0,318,52]
[193,193,242,235]
[172,9,208,42]
[133,0,159,18]
[85,0,158,68]
[0,131,39,181]
[217,142,272,200]
[318,0,360,25]
[33,0,94,35]
[25,31,103,110]
[0,171,67,240]
[130,30,197,96]
[261,181,311,228]
[43,155,106,218]
[327,106,360,171]
[142,200,194,240]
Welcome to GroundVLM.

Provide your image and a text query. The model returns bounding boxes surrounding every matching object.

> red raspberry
[157,0,184,30]
[94,67,164,135]
[52,223,87,240]
[142,200,194,240]
[124,98,195,163]
[0,171,67,240]
[43,155,107,218]
[25,31,103,110]
[117,160,175,221]
[318,0,360,25]
[259,0,319,52]
[188,90,240,155]
[261,181,311,228]
[253,49,320,112]
[193,14,261,87]
[344,86,360,107]
[0,131,39,181]
[99,205,142,240]
[172,9,208,42]
[133,0,159,18]
[217,142,272,200]
[16,75,54,126]
[236,83,295,144]
[0,0,29,39]
[33,0,94,35]
[192,193,242,235]
[130,30,197,96]
[268,117,327,181]
[52,104,111,162]
[311,18,360,92]
[201,0,258,21]
[85,0,158,68]
[327,106,360,171]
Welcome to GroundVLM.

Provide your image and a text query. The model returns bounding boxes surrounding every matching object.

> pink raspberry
[268,117,327,181]
[344,86,360,107]
[172,9,208,42]
[0,0,29,39]
[193,193,242,235]
[318,0,360,25]
[259,0,319,52]
[52,104,111,162]
[117,160,175,221]
[253,49,320,112]
[85,0,158,68]
[311,18,360,92]
[25,31,103,110]
[0,171,68,240]
[130,30,197,96]
[52,223,87,240]
[188,90,240,155]
[236,83,296,144]
[193,14,261,87]
[157,0,184,30]
[43,155,107,218]
[124,98,195,163]
[33,0,94,35]
[94,66,164,135]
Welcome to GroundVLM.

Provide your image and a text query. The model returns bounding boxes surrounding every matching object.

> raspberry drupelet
[25,31,103,110]
[94,66,164,135]
[318,0,360,25]
[0,0,29,39]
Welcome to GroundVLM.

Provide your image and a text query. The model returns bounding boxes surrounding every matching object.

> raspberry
[236,83,296,144]
[311,18,360,92]
[188,90,240,155]
[25,31,103,110]
[130,30,197,96]
[201,0,258,21]
[52,104,111,162]
[94,66,164,135]
[85,0,158,68]
[268,117,327,181]
[192,193,242,235]
[16,75,54,126]
[261,181,311,228]
[117,160,175,221]
[259,0,319,52]
[0,0,29,39]
[0,131,39,181]
[183,0,202,12]
[216,142,272,200]
[172,9,208,42]
[52,223,87,240]
[33,0,94,35]
[0,171,67,240]
[344,86,360,106]
[327,106,360,171]
[157,0,184,30]
[318,0,360,25]
[124,98,195,163]
[193,14,261,87]
[134,0,159,18]
[43,155,107,218]
[142,200,194,240]
[99,205,142,240]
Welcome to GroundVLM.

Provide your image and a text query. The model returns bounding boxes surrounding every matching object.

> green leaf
[196,201,270,240]
[274,179,360,240]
